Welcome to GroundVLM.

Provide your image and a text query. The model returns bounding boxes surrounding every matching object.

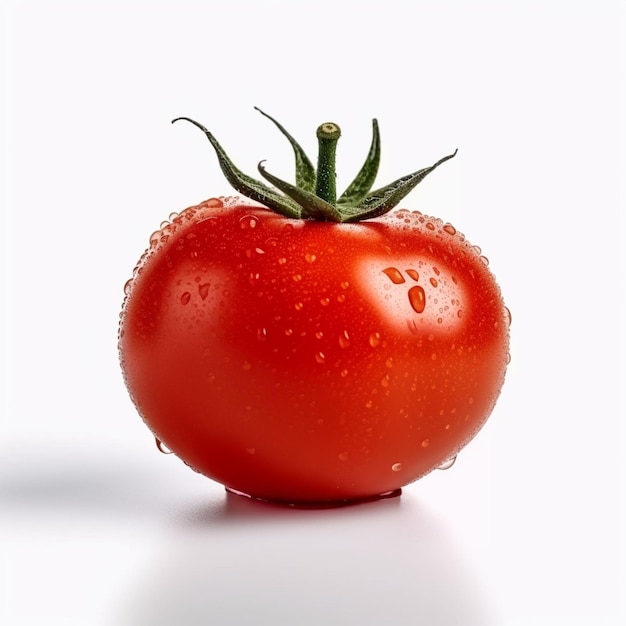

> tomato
[119,110,509,505]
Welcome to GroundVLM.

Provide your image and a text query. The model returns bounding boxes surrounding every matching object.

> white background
[2,1,625,624]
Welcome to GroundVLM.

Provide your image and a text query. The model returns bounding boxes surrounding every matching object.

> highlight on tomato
[118,108,510,505]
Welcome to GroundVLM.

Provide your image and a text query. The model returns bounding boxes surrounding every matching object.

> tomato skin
[119,196,509,503]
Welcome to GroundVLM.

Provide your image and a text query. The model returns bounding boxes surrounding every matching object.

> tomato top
[172,107,457,223]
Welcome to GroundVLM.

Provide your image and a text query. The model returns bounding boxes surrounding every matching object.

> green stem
[315,122,341,204]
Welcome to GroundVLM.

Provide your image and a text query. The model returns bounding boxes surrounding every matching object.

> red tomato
[119,110,509,504]
[119,197,509,504]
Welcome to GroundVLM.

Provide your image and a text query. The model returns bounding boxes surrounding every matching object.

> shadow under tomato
[117,490,501,626]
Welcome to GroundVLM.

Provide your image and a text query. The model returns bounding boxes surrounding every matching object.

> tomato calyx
[172,108,457,223]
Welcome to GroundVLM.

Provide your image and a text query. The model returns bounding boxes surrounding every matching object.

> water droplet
[437,456,457,470]
[421,438,430,448]
[320,297,330,306]
[305,253,317,263]
[480,255,489,266]
[315,331,324,339]
[383,267,405,284]
[408,285,426,313]
[168,212,179,222]
[336,294,346,303]
[405,269,419,281]
[257,328,268,341]
[149,230,161,245]
[180,292,191,305]
[338,330,351,349]
[443,223,456,235]
[391,462,403,472]
[473,245,482,255]
[315,351,326,364]
[504,306,513,327]
[426,222,435,230]
[340,369,349,377]
[338,452,349,462]
[386,358,393,369]
[369,332,381,347]
[429,277,438,288]
[381,374,390,388]
[278,257,287,265]
[155,438,173,454]
[239,214,259,229]
[160,220,170,229]
[198,283,210,300]
[292,274,303,282]
[340,281,350,289]
[284,328,293,336]
[294,302,304,311]
[123,279,133,295]
[248,272,260,286]
[457,309,463,318]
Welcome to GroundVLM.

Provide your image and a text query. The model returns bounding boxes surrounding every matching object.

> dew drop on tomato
[408,285,426,313]
[391,462,403,472]
[405,269,419,281]
[180,292,191,305]
[204,198,224,209]
[239,214,259,229]
[155,438,173,454]
[437,456,457,470]
[338,330,351,349]
[382,267,405,284]
[369,333,381,347]
[504,306,513,327]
